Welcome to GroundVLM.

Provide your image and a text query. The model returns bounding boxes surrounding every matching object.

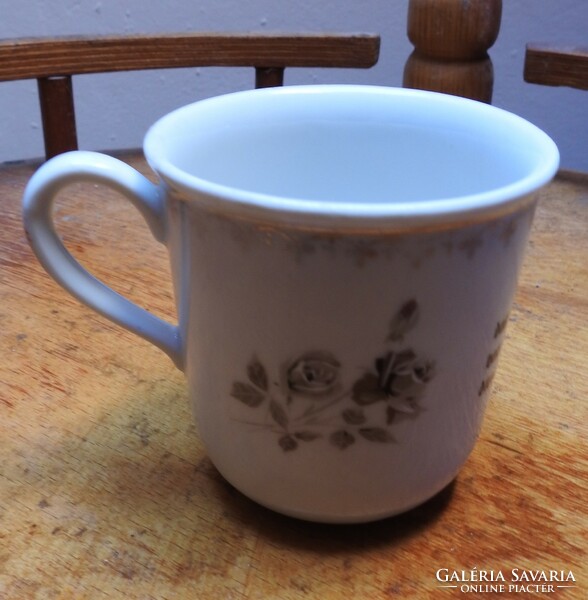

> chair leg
[37,75,78,159]
[255,67,285,88]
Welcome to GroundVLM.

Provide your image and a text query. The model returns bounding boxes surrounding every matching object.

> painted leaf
[351,373,385,406]
[388,299,419,341]
[494,316,509,339]
[231,382,265,407]
[279,435,298,452]
[330,430,355,450]
[342,408,366,425]
[358,427,395,443]
[269,399,289,429]
[247,357,268,391]
[294,431,321,441]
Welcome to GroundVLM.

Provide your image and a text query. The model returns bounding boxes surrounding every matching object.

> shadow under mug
[23,85,559,523]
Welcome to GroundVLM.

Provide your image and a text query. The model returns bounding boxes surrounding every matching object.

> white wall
[1,0,586,170]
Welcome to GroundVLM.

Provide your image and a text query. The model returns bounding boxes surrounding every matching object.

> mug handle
[22,151,183,370]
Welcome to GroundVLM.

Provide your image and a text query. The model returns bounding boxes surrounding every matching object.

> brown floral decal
[478,313,509,397]
[231,300,435,452]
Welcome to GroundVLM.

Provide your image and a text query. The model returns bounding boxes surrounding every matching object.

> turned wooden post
[404,0,502,103]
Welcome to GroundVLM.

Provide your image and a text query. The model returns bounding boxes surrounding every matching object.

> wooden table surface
[0,154,586,599]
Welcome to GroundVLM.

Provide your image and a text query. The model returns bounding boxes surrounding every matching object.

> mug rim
[144,84,559,231]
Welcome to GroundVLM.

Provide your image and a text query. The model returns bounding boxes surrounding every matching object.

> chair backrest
[524,44,588,91]
[0,32,380,159]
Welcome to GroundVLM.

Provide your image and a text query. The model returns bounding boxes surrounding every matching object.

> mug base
[220,470,458,524]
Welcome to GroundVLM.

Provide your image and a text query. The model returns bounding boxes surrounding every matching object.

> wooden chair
[0,33,380,159]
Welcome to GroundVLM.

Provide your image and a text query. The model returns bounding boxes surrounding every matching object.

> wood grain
[404,0,501,103]
[404,51,494,103]
[37,76,78,159]
[524,44,588,91]
[0,155,586,599]
[0,33,380,81]
[407,0,502,60]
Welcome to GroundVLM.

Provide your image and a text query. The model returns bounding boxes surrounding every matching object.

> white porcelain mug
[23,85,559,523]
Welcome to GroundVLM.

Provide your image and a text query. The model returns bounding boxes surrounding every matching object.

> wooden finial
[404,0,502,103]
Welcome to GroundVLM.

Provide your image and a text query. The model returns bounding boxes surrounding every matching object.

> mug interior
[144,85,559,227]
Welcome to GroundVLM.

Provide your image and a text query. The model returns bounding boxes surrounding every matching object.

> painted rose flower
[352,350,434,408]
[286,351,341,397]
[231,300,436,451]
